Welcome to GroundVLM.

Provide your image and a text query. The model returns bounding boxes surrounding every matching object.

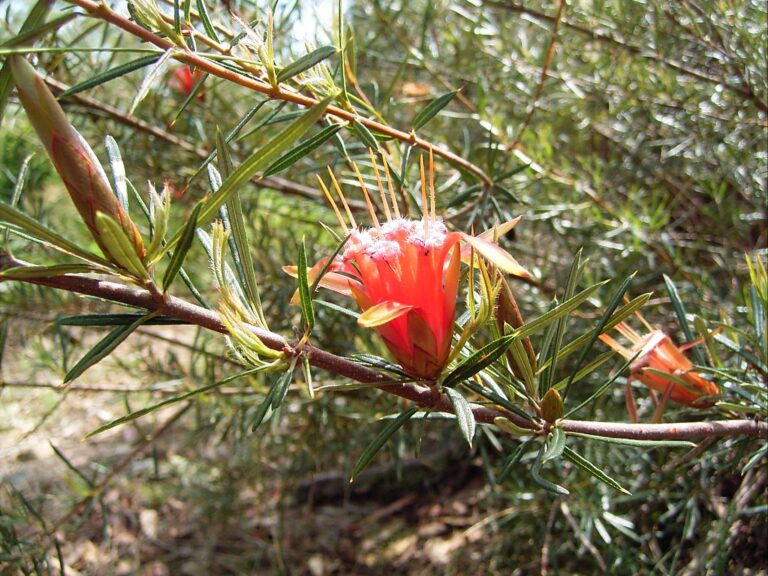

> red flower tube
[600,321,718,406]
[169,66,205,99]
[286,151,531,380]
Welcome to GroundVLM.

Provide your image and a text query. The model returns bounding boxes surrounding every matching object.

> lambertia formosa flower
[169,66,205,99]
[285,150,532,381]
[599,317,719,407]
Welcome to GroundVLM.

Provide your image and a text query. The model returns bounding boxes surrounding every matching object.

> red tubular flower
[285,151,531,380]
[169,66,205,99]
[600,321,718,406]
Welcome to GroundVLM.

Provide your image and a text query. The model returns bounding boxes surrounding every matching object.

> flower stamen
[368,149,392,222]
[381,155,401,219]
[429,146,436,223]
[317,175,349,234]
[327,167,357,229]
[352,160,381,232]
[420,154,429,238]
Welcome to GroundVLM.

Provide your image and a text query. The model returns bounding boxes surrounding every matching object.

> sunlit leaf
[412,90,457,130]
[445,387,476,447]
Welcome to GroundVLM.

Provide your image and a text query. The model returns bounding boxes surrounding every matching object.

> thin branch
[65,0,493,187]
[508,0,566,151]
[43,76,368,211]
[1,253,765,441]
[485,0,768,113]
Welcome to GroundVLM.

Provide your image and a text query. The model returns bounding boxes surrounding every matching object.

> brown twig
[1,253,765,442]
[43,76,369,211]
[485,0,767,113]
[508,0,566,151]
[65,0,493,187]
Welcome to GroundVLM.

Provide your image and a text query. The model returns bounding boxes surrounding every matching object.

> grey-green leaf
[58,54,163,99]
[351,406,419,482]
[162,203,201,291]
[297,237,314,332]
[263,123,343,177]
[445,387,476,447]
[159,93,336,257]
[87,367,263,437]
[563,446,630,494]
[412,90,457,130]
[65,313,155,383]
[276,45,337,83]
[443,332,515,388]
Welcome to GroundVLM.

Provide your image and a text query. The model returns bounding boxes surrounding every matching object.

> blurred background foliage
[0,0,766,574]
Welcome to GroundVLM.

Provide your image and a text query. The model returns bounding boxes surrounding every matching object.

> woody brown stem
[1,252,765,441]
[65,0,493,188]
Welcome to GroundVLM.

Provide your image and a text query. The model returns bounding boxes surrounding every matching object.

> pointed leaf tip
[460,231,532,279]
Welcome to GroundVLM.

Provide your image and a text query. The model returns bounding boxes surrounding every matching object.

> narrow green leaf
[539,293,652,371]
[159,94,336,257]
[1,13,76,51]
[297,237,314,332]
[128,49,175,115]
[351,406,419,482]
[0,202,110,266]
[104,135,128,210]
[412,90,457,130]
[563,351,636,418]
[542,428,566,464]
[195,0,220,41]
[352,121,379,151]
[742,445,767,475]
[162,203,201,291]
[531,441,569,495]
[173,0,182,37]
[87,367,264,437]
[56,313,185,326]
[337,0,348,104]
[249,385,277,432]
[170,70,208,126]
[270,358,297,410]
[497,438,533,483]
[542,249,583,391]
[262,123,343,177]
[514,281,608,341]
[442,332,515,388]
[216,132,265,321]
[276,45,337,83]
[187,99,272,186]
[65,313,154,383]
[567,432,695,449]
[94,212,148,280]
[0,0,53,123]
[445,387,476,447]
[563,446,631,494]
[463,379,535,423]
[714,333,768,375]
[3,153,33,246]
[49,442,93,487]
[309,233,349,294]
[664,274,706,365]
[564,273,635,399]
[0,263,107,279]
[58,54,162,99]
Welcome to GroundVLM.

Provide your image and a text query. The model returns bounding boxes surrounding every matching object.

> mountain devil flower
[285,150,531,380]
[599,318,718,408]
[169,66,205,99]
